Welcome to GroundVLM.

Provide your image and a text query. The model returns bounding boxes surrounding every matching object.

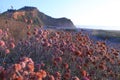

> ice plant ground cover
[0,21,120,80]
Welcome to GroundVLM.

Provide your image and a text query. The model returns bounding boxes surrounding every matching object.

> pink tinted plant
[0,40,5,47]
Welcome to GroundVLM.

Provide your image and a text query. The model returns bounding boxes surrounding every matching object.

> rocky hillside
[0,6,75,28]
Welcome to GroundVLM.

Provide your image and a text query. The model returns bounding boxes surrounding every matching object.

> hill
[0,6,75,28]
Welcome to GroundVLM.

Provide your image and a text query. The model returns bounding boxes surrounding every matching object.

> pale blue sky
[0,0,120,30]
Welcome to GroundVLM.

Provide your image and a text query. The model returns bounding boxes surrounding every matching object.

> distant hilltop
[0,6,75,28]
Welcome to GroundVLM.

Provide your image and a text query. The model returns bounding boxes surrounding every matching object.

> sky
[0,0,120,30]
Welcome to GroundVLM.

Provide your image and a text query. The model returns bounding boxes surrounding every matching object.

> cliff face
[1,6,75,28]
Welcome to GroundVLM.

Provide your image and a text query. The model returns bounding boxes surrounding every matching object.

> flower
[81,70,87,77]
[13,64,22,72]
[26,63,34,72]
[0,29,3,35]
[63,63,69,69]
[39,70,47,78]
[0,40,5,47]
[63,72,71,80]
[27,25,31,29]
[36,70,47,79]
[40,62,45,67]
[48,75,55,80]
[27,31,31,36]
[24,18,28,23]
[81,77,90,80]
[9,42,15,49]
[74,50,82,56]
[54,57,62,63]
[5,49,10,54]
[20,62,26,69]
[54,72,61,78]
[72,76,80,80]
[30,19,33,24]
